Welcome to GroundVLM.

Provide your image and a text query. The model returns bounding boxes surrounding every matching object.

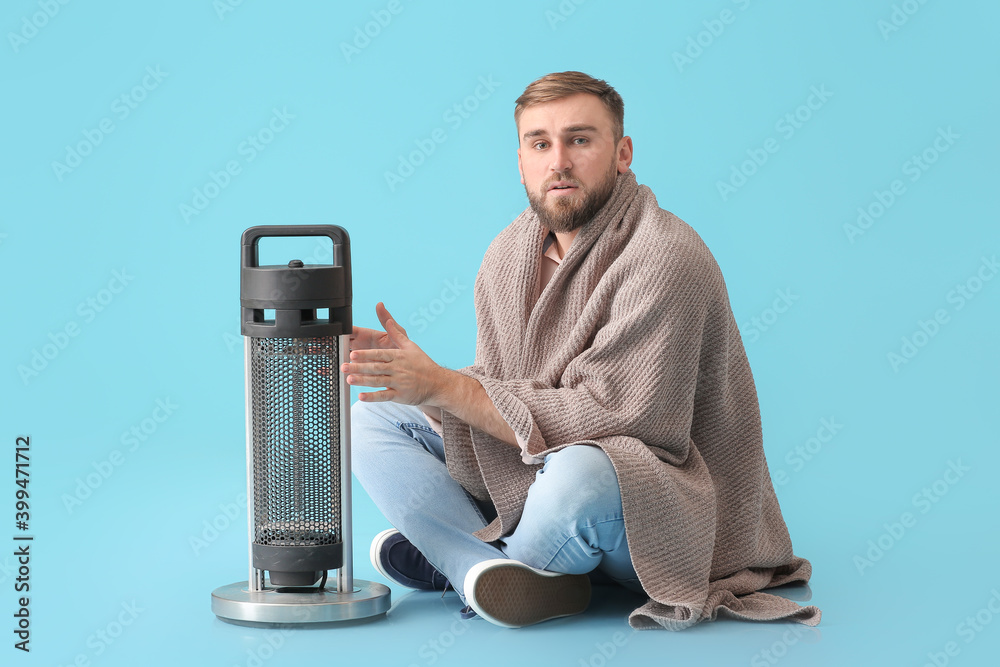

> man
[345,72,820,630]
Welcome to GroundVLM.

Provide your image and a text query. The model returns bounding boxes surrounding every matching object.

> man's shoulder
[479,206,535,257]
[625,192,717,272]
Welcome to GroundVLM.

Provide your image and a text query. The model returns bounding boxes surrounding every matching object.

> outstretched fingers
[376,302,409,342]
[349,348,394,363]
[347,373,391,387]
[358,388,395,402]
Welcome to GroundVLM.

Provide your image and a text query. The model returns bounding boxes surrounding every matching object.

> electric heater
[212,225,390,625]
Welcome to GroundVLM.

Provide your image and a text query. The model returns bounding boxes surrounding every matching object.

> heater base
[212,579,390,625]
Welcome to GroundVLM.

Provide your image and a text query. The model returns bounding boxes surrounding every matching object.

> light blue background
[3,1,998,665]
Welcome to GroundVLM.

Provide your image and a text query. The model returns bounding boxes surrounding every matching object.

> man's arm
[417,404,442,421]
[427,371,517,447]
[343,303,518,448]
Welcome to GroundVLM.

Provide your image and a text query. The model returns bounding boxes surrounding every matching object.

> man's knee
[350,399,375,436]
[350,400,395,470]
[541,445,618,487]
[351,398,387,425]
[350,400,441,471]
[351,400,402,443]
[530,445,621,519]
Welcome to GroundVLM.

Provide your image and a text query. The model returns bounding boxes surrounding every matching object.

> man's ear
[617,136,634,173]
[517,147,525,185]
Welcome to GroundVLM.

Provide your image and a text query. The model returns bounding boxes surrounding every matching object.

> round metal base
[212,579,390,626]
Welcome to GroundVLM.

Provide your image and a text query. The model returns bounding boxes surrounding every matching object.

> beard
[525,161,619,233]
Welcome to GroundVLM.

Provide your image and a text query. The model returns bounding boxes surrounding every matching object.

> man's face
[517,92,633,233]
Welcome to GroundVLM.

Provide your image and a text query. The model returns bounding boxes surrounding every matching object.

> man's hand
[344,302,517,447]
[342,302,446,405]
[348,302,405,352]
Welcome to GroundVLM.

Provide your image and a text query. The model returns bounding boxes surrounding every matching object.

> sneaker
[369,528,450,591]
[463,559,591,628]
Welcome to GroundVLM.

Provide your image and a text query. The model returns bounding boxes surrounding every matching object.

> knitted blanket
[440,170,820,630]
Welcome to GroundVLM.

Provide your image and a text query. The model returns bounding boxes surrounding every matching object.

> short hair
[514,71,625,143]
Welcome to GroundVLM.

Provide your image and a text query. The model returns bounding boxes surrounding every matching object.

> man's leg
[499,444,643,593]
[351,399,504,600]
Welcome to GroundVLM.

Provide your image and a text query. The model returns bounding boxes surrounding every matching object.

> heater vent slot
[249,336,341,547]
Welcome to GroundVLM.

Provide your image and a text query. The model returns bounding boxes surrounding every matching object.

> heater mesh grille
[249,336,341,547]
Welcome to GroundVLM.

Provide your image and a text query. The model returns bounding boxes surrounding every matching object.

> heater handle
[241,225,350,272]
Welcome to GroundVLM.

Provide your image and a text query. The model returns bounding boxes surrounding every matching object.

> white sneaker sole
[463,558,591,628]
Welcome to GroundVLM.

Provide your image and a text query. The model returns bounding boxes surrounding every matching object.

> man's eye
[573,137,588,145]
[534,142,549,150]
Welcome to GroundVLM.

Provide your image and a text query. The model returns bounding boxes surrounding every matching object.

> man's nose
[550,143,572,173]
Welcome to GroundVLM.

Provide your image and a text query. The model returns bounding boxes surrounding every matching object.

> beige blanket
[440,170,820,630]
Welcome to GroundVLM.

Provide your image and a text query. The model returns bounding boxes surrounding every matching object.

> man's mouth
[547,181,579,195]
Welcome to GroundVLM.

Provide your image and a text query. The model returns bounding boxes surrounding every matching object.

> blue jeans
[351,400,642,602]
